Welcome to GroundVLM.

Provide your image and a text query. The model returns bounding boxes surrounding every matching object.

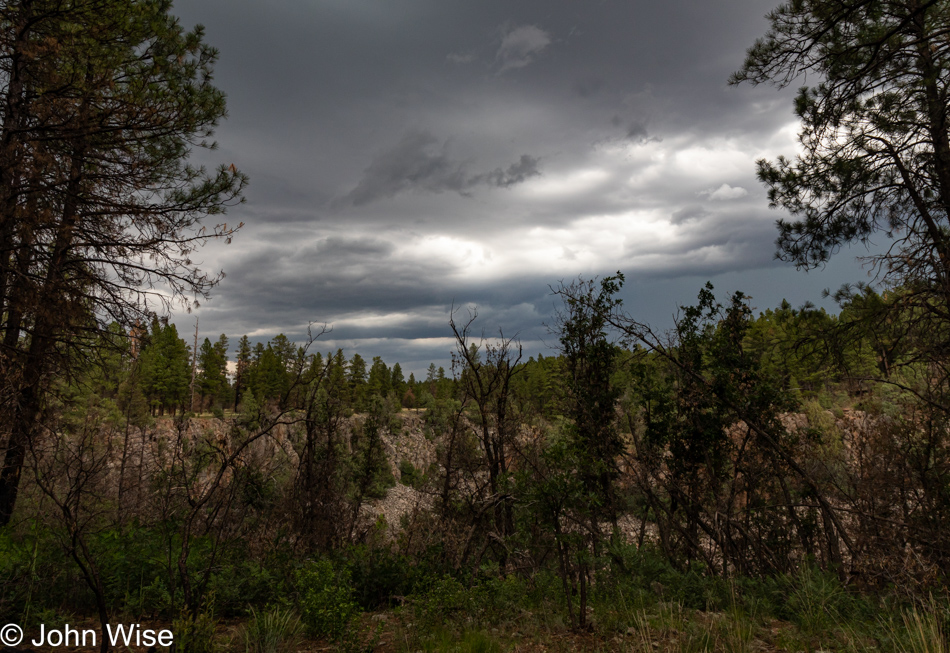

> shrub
[296,560,359,641]
[172,607,218,653]
[343,546,425,610]
[399,460,421,488]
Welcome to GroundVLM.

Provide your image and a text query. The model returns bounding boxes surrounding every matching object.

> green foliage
[784,566,852,636]
[238,390,262,430]
[295,560,360,641]
[208,557,290,618]
[411,576,462,627]
[139,320,191,415]
[352,396,396,500]
[732,0,950,273]
[173,605,219,653]
[198,335,231,411]
[890,601,950,653]
[366,356,392,402]
[239,606,302,653]
[247,339,290,404]
[422,395,462,440]
[744,299,840,398]
[556,274,623,514]
[340,546,425,610]
[399,459,423,488]
[624,284,803,573]
[391,362,406,397]
[511,354,563,419]
[414,627,502,653]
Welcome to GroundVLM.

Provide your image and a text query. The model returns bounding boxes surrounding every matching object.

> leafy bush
[412,575,469,629]
[411,574,532,630]
[389,415,403,436]
[172,606,219,653]
[342,546,426,610]
[208,558,284,618]
[399,460,421,488]
[296,560,359,641]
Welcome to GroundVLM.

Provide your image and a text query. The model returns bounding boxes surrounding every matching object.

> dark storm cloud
[339,131,541,206]
[625,120,652,142]
[471,154,541,188]
[163,0,868,370]
[670,205,710,226]
[341,132,468,206]
[311,236,395,260]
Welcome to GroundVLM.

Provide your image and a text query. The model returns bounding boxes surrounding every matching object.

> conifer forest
[7,1,950,652]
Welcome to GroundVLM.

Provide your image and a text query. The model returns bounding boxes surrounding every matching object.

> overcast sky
[169,0,872,375]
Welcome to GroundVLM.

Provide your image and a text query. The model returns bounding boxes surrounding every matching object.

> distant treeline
[127,322,456,416]
[120,284,899,422]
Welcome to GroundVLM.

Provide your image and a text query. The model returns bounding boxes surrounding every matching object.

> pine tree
[197,334,229,411]
[391,362,405,396]
[733,0,950,325]
[0,0,246,525]
[139,321,190,416]
[214,334,231,407]
[367,356,392,400]
[234,335,252,410]
[348,352,367,408]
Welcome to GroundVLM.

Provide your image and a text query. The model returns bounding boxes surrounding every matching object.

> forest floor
[1,608,900,653]
[265,606,886,653]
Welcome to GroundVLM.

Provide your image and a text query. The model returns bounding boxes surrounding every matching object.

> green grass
[238,606,302,653]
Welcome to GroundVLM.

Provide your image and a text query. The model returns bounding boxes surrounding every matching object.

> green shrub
[172,607,219,653]
[296,560,359,641]
[123,576,174,619]
[389,416,403,436]
[412,575,469,629]
[208,556,290,617]
[410,574,532,630]
[343,546,426,610]
[399,460,421,488]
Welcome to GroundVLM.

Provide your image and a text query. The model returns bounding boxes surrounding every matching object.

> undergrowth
[3,522,949,652]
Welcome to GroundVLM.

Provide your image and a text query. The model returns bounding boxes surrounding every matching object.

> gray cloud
[338,131,541,206]
[496,24,552,72]
[702,183,749,201]
[671,205,710,226]
[446,52,476,64]
[163,0,870,373]
[625,120,649,140]
[341,131,467,206]
[471,154,541,188]
[309,236,396,260]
